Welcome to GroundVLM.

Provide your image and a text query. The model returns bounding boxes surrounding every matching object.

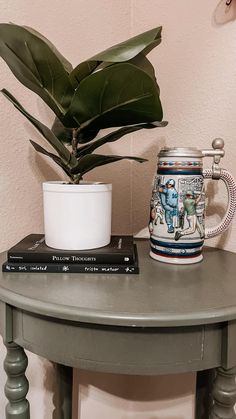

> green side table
[0,240,236,419]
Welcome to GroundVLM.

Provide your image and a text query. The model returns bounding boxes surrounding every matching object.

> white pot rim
[43,181,112,193]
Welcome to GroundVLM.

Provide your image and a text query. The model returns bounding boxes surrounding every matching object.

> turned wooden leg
[4,341,30,419]
[211,366,236,419]
[53,364,73,419]
[195,369,215,419]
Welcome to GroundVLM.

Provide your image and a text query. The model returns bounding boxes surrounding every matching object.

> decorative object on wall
[214,0,236,24]
[149,139,236,265]
[0,23,167,250]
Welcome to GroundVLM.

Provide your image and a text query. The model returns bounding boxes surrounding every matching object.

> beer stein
[149,139,236,264]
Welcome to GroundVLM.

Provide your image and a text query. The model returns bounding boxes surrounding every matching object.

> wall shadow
[76,369,194,402]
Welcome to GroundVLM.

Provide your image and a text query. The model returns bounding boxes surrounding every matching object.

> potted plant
[0,23,167,250]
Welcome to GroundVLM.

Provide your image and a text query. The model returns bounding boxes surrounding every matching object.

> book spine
[8,253,134,265]
[2,263,139,274]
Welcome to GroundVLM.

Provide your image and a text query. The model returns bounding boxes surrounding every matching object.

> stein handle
[203,168,236,239]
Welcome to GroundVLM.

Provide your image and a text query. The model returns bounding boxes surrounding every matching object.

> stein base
[149,251,203,265]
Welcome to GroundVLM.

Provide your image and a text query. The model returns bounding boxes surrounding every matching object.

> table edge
[1,285,236,327]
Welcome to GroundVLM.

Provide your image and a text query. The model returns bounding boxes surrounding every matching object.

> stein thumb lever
[202,138,225,179]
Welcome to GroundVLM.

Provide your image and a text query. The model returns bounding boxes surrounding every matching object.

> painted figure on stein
[158,179,178,233]
[175,189,204,241]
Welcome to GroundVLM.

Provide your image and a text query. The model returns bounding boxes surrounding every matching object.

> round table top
[0,240,236,328]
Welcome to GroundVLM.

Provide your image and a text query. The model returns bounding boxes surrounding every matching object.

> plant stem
[72,128,79,155]
[73,174,82,184]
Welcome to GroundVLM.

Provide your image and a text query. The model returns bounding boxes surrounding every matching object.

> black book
[7,234,135,265]
[3,246,139,274]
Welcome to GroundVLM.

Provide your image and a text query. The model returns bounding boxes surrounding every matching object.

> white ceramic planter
[43,181,112,250]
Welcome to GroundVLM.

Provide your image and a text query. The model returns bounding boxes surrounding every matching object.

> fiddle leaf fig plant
[0,23,167,183]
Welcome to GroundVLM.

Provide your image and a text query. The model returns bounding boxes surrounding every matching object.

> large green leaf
[1,89,78,171]
[128,53,157,83]
[69,61,100,88]
[23,25,73,74]
[85,52,156,81]
[71,153,147,177]
[64,62,163,131]
[77,121,168,156]
[70,26,161,85]
[51,117,74,143]
[30,140,73,179]
[0,23,74,117]
[89,26,162,62]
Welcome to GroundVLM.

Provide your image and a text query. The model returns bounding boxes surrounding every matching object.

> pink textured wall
[1,0,236,418]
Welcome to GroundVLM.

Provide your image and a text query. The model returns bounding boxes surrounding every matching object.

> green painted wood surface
[0,240,236,418]
[0,241,236,327]
[211,367,236,418]
[53,364,73,419]
[4,341,30,419]
[195,369,215,419]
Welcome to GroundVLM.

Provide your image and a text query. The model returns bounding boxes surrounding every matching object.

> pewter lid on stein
[158,147,203,158]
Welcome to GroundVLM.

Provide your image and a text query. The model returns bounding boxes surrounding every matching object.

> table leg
[195,369,215,419]
[53,364,73,419]
[4,341,30,419]
[211,366,236,418]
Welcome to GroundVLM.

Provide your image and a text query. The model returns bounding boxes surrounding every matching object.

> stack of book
[2,234,139,274]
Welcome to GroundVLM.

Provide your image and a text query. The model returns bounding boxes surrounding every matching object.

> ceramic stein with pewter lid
[149,139,236,264]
